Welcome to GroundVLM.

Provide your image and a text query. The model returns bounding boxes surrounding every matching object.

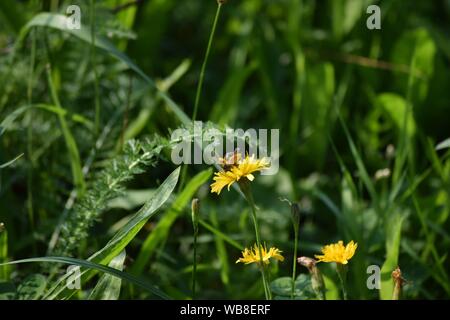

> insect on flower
[210,153,270,195]
[217,150,242,170]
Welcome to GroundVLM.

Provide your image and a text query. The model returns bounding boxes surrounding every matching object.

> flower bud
[392,266,406,300]
[191,198,200,232]
[291,203,300,231]
[298,256,326,300]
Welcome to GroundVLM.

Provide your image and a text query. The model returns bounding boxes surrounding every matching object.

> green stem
[192,227,198,299]
[26,28,36,234]
[192,2,222,121]
[90,0,101,135]
[241,182,271,300]
[250,208,271,300]
[291,225,299,299]
[336,263,348,300]
[179,3,223,192]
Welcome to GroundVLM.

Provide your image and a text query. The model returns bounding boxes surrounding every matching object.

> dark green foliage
[0,0,449,300]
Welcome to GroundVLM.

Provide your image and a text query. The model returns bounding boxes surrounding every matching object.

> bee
[217,150,242,170]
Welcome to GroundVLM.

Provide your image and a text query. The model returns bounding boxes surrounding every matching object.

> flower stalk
[298,257,326,300]
[291,203,300,299]
[192,1,223,121]
[336,263,348,300]
[191,198,200,299]
[239,180,272,300]
[314,240,357,300]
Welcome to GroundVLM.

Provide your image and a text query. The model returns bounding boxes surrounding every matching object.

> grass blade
[88,250,126,300]
[1,256,169,299]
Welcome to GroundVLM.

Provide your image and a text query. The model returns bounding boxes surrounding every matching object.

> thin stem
[241,182,271,300]
[250,208,271,300]
[90,0,101,135]
[192,227,198,299]
[179,3,223,192]
[120,75,133,151]
[192,3,222,121]
[26,28,36,234]
[336,263,348,300]
[291,226,299,299]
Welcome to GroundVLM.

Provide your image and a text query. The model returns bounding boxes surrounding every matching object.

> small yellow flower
[236,244,284,265]
[210,154,269,195]
[315,240,357,265]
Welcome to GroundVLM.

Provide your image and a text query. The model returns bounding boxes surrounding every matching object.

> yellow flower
[210,154,269,194]
[210,170,239,195]
[315,240,357,265]
[236,244,284,265]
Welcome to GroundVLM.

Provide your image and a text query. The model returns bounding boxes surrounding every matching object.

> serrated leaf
[17,274,47,300]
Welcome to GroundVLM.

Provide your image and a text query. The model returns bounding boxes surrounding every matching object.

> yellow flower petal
[210,170,239,195]
[236,244,284,265]
[232,155,269,180]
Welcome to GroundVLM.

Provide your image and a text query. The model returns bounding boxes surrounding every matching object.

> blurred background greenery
[0,0,449,299]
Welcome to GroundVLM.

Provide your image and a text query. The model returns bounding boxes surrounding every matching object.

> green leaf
[338,112,379,212]
[17,274,47,300]
[198,220,243,251]
[88,250,126,300]
[107,189,156,210]
[377,93,416,138]
[89,166,180,266]
[436,138,450,151]
[0,226,10,281]
[391,28,436,105]
[0,153,23,169]
[132,168,212,275]
[18,13,190,125]
[332,0,367,39]
[270,275,315,300]
[0,105,31,137]
[380,212,405,300]
[46,67,86,195]
[210,210,229,286]
[300,62,335,169]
